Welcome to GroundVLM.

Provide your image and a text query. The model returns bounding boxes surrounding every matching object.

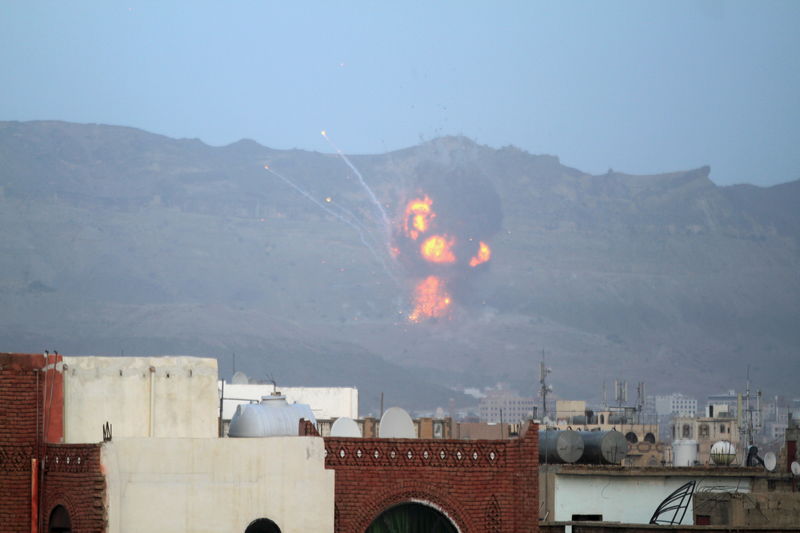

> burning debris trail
[263,164,398,283]
[321,130,392,240]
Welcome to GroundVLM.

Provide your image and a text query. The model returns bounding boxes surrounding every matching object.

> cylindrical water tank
[228,395,315,437]
[672,439,698,466]
[539,430,584,464]
[710,440,736,465]
[577,430,628,464]
[608,414,627,425]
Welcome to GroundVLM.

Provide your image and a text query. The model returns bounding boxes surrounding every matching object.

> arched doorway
[366,502,458,533]
[244,518,281,533]
[49,505,72,533]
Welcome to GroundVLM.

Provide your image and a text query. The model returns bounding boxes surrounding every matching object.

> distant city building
[653,393,697,417]
[478,389,536,423]
[706,390,740,418]
[671,413,741,465]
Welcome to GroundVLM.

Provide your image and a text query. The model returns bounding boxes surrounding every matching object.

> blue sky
[2,1,798,186]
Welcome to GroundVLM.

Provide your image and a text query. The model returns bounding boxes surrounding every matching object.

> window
[572,514,603,521]
[699,424,709,438]
[682,424,692,438]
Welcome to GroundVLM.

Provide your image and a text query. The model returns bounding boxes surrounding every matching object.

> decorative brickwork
[485,495,502,532]
[0,354,49,533]
[43,444,105,533]
[325,424,538,533]
[0,353,105,533]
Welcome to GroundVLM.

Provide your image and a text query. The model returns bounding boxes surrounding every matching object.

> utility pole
[540,350,552,420]
[745,366,754,447]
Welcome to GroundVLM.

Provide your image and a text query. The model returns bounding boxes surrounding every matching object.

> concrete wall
[220,383,358,420]
[102,436,335,533]
[549,473,752,525]
[63,356,218,443]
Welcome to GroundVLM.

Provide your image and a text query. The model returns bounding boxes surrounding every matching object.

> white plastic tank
[228,394,316,438]
[672,439,698,466]
[710,440,736,465]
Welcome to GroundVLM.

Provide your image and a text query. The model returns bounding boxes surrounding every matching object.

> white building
[653,393,698,418]
[60,356,335,533]
[540,464,753,524]
[478,389,536,424]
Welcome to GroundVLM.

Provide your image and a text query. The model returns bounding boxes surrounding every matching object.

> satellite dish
[792,461,800,476]
[379,407,416,439]
[330,417,362,438]
[763,452,776,472]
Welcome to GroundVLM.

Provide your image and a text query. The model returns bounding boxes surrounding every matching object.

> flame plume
[404,196,434,240]
[469,241,491,267]
[420,235,456,263]
[408,275,452,323]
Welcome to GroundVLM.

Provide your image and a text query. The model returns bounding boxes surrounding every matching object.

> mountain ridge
[1,120,797,412]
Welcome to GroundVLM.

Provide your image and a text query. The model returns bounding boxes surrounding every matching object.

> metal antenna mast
[540,350,552,419]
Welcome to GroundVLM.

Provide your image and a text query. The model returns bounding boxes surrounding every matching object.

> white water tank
[672,439,698,466]
[710,441,736,465]
[228,394,316,437]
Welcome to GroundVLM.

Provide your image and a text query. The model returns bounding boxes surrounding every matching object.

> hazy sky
[2,1,799,186]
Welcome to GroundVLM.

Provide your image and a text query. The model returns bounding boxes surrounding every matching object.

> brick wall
[325,423,538,533]
[42,444,105,533]
[0,353,105,533]
[1,353,47,532]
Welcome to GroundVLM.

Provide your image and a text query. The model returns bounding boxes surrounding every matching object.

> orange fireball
[420,235,456,263]
[404,196,434,240]
[469,241,491,267]
[409,275,452,322]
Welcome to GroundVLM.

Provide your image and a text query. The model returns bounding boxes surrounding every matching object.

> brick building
[325,432,538,532]
[1,352,540,533]
[0,352,105,533]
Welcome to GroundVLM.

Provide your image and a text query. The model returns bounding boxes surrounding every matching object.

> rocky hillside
[1,121,797,412]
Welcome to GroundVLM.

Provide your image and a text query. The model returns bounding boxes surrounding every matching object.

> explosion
[408,275,451,323]
[396,190,497,323]
[265,136,502,326]
[404,196,434,240]
[420,235,456,263]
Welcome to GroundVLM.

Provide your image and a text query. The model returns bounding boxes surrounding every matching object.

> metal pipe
[31,458,38,533]
[148,366,155,437]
